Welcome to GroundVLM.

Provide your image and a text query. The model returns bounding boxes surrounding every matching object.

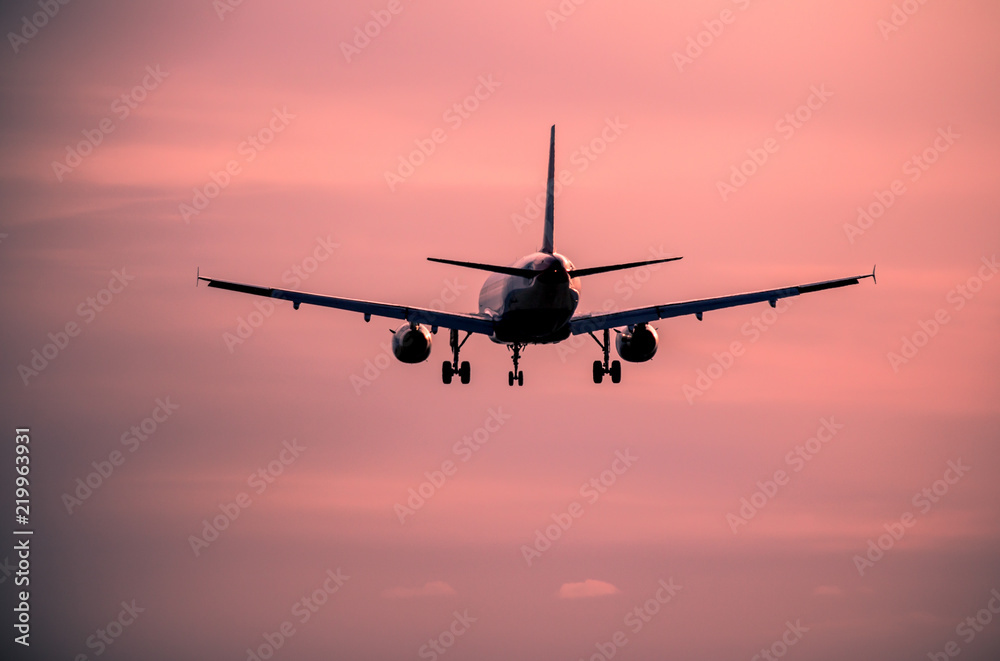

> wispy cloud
[381,581,457,599]
[813,585,843,596]
[557,579,620,599]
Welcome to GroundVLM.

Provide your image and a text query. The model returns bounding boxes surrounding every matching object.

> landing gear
[589,328,622,384]
[442,328,472,384]
[507,343,525,387]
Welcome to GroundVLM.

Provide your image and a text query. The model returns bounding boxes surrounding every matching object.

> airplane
[198,125,875,387]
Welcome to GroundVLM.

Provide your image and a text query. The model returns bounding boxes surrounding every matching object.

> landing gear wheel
[507,343,526,387]
[589,329,623,384]
[446,329,471,385]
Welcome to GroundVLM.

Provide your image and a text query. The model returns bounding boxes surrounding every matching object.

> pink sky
[1,1,999,659]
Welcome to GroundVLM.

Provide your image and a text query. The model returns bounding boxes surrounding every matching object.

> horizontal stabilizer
[569,256,682,278]
[427,257,543,279]
[428,255,684,280]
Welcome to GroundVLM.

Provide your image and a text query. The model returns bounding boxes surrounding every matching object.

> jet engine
[391,323,433,363]
[615,323,658,363]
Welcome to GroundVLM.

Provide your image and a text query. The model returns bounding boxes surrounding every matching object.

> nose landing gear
[507,343,525,386]
[589,328,621,384]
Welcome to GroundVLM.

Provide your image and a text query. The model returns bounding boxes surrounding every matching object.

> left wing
[197,275,495,335]
[568,268,875,335]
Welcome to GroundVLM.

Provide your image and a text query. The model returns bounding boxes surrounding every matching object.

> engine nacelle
[615,323,658,363]
[391,323,433,363]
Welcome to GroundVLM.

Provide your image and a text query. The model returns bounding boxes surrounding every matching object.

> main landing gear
[442,328,471,384]
[589,328,621,384]
[507,343,525,387]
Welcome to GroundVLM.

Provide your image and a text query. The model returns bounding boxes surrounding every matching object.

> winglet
[196,266,200,287]
[871,264,877,285]
[541,125,556,254]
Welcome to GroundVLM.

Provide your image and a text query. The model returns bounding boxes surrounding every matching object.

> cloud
[557,579,621,599]
[813,585,844,596]
[381,581,457,599]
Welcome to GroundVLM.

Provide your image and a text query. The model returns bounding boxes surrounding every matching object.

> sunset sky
[1,1,999,659]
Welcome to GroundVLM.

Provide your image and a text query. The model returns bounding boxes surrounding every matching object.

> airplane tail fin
[429,127,684,280]
[541,125,555,254]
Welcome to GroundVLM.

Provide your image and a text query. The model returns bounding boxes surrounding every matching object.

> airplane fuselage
[478,252,582,344]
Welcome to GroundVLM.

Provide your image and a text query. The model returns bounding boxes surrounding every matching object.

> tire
[592,360,604,384]
[459,361,471,384]
[508,371,515,386]
[517,371,524,386]
[442,361,453,384]
[610,360,621,384]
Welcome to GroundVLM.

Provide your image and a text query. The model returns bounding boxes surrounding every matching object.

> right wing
[569,268,876,335]
[197,275,495,335]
